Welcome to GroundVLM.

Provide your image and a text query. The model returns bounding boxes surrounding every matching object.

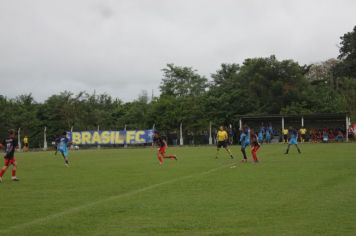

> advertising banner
[67,130,154,145]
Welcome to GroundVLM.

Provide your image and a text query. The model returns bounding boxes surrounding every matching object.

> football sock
[157,155,163,164]
[0,169,4,177]
[12,169,16,177]
[251,148,258,161]
[296,145,301,153]
[241,149,247,160]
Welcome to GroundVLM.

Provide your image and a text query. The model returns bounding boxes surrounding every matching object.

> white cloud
[1,0,356,102]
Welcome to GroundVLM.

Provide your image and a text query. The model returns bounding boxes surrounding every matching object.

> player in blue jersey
[265,129,271,144]
[285,127,301,154]
[258,130,264,144]
[58,132,72,166]
[240,125,250,162]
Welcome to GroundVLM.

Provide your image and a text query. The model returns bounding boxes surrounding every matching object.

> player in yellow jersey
[215,126,234,159]
[299,126,307,143]
[282,128,289,144]
[23,136,29,152]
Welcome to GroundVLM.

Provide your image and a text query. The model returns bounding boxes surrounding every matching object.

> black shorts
[284,135,288,140]
[251,141,260,147]
[217,141,227,148]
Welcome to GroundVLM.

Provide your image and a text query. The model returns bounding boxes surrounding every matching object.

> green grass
[0,143,356,236]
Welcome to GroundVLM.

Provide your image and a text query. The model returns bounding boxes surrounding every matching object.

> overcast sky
[1,0,356,102]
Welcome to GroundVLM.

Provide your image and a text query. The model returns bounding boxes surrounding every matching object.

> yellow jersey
[217,130,228,142]
[24,137,28,144]
[300,128,306,135]
[283,129,289,135]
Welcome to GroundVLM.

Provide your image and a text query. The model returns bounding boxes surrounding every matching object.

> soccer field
[0,143,355,236]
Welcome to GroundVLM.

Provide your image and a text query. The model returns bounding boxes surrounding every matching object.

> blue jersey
[259,126,265,133]
[240,130,250,147]
[289,130,298,144]
[58,137,69,151]
[266,130,271,138]
[258,132,263,142]
[58,137,69,157]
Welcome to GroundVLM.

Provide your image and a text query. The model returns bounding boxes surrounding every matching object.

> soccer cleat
[230,155,234,159]
[12,177,20,181]
[174,155,178,160]
[240,159,247,163]
[65,163,69,167]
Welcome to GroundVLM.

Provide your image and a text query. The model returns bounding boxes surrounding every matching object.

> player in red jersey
[152,131,177,165]
[250,129,261,163]
[0,129,20,183]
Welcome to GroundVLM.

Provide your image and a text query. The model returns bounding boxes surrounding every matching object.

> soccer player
[0,129,20,182]
[23,135,29,152]
[250,129,261,163]
[259,123,265,142]
[265,129,271,144]
[257,130,264,144]
[58,132,71,167]
[282,127,289,144]
[240,125,250,162]
[215,126,234,159]
[299,126,307,143]
[152,131,177,165]
[285,127,301,154]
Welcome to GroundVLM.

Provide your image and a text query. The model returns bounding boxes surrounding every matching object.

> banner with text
[68,130,154,145]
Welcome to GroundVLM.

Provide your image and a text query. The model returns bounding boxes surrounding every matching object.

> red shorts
[158,146,166,154]
[4,157,16,166]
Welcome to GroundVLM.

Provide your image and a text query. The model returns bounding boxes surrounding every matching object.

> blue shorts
[241,141,250,149]
[289,138,298,145]
[59,148,69,157]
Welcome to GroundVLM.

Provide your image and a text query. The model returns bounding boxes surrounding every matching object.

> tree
[160,64,208,97]
[338,25,356,78]
[335,26,356,118]
[207,56,312,117]
[211,63,240,87]
[305,58,339,89]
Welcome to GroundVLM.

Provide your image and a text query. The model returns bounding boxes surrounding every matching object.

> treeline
[1,26,356,147]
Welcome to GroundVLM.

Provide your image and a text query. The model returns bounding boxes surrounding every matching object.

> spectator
[335,130,344,142]
[322,130,329,143]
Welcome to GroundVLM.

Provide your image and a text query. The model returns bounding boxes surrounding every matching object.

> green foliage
[338,26,356,78]
[160,64,208,97]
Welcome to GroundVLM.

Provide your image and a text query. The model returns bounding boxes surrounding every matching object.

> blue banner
[67,130,154,145]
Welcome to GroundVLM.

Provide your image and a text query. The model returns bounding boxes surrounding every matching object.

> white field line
[0,162,237,233]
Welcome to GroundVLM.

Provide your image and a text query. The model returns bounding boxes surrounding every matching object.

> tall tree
[338,25,356,78]
[160,64,208,97]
